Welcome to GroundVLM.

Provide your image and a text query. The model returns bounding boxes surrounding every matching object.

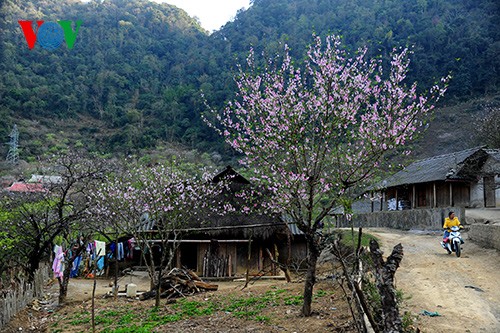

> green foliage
[314,289,329,298]
[402,310,419,332]
[0,0,498,159]
[283,295,303,305]
[56,287,320,331]
[338,229,378,248]
[172,299,215,317]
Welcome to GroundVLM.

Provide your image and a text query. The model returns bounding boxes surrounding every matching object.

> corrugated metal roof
[287,223,305,235]
[28,175,62,184]
[486,149,500,162]
[5,182,46,193]
[379,147,490,188]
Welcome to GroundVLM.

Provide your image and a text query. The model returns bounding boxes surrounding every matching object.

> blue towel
[70,256,82,277]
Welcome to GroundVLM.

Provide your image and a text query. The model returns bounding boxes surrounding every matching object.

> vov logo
[18,20,82,50]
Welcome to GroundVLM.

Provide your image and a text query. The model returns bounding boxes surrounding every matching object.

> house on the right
[364,147,500,212]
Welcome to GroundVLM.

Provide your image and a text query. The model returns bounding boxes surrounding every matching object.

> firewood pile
[139,268,218,301]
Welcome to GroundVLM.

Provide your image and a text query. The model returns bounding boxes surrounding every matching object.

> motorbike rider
[441,211,462,247]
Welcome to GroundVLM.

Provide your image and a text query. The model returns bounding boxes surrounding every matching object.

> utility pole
[6,124,19,165]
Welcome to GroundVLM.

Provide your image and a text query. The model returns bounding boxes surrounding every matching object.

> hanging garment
[86,242,93,254]
[94,240,106,257]
[70,255,82,278]
[127,238,135,259]
[52,245,64,278]
[110,241,116,255]
[117,242,124,261]
[96,256,105,271]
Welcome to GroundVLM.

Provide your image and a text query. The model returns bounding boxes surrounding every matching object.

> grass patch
[68,313,91,326]
[314,289,329,298]
[339,229,378,247]
[173,299,215,317]
[117,311,137,325]
[284,295,303,305]
[53,287,320,332]
[221,287,313,321]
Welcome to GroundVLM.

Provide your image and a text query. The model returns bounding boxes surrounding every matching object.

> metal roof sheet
[379,147,492,188]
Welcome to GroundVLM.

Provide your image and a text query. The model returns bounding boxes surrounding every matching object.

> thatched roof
[139,166,290,241]
[212,165,250,185]
[378,147,499,189]
[194,213,286,240]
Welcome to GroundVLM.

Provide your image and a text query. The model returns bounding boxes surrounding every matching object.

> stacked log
[140,268,218,301]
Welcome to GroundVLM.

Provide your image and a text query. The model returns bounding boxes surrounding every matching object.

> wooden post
[433,183,437,208]
[91,249,101,333]
[259,247,263,271]
[114,235,118,301]
[244,238,252,288]
[176,248,181,268]
[395,189,399,210]
[449,183,453,207]
[412,185,416,209]
[273,244,278,276]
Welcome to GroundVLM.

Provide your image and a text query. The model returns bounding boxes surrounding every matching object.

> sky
[152,0,251,32]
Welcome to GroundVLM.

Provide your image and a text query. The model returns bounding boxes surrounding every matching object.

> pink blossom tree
[206,35,449,316]
[88,160,222,307]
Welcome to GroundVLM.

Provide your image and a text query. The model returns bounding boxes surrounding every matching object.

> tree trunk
[58,244,86,305]
[302,233,320,316]
[114,235,119,300]
[58,263,72,305]
[369,240,404,333]
[155,265,161,307]
[92,266,97,333]
[28,251,41,281]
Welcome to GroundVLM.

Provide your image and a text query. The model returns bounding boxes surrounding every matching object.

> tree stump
[369,239,404,333]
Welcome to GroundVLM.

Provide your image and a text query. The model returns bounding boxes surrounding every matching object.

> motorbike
[441,225,464,257]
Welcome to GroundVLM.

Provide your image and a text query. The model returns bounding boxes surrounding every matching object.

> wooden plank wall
[0,264,49,329]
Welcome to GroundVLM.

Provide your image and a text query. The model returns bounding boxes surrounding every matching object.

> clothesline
[51,238,136,279]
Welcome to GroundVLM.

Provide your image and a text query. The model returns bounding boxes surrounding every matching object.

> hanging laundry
[117,242,124,261]
[96,256,105,271]
[94,240,106,257]
[110,241,116,255]
[86,242,93,254]
[52,245,64,279]
[127,238,135,259]
[70,255,82,278]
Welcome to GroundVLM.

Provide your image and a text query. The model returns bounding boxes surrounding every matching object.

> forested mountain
[0,0,499,162]
[219,0,499,97]
[0,0,225,158]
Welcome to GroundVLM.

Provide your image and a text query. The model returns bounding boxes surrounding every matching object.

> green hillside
[0,0,499,162]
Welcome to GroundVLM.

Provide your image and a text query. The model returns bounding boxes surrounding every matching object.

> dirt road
[370,228,500,333]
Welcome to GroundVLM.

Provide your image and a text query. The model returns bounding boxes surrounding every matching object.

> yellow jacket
[443,217,461,230]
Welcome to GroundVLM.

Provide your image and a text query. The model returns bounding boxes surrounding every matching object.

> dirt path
[369,228,500,333]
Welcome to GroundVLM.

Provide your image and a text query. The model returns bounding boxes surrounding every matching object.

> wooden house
[177,166,305,278]
[141,166,305,278]
[359,147,500,212]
